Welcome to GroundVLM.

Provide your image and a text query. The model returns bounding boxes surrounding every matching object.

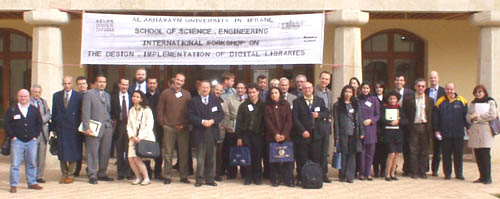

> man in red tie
[111,78,133,180]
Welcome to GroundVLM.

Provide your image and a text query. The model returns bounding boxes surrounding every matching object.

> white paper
[475,103,489,115]
[385,109,399,121]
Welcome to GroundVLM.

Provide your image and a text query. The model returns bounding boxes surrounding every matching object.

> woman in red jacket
[264,87,294,187]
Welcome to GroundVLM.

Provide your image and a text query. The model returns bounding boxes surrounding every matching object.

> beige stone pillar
[327,10,369,100]
[471,11,500,162]
[24,9,70,168]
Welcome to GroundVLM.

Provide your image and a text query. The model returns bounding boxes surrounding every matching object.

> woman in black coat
[373,81,387,178]
[333,85,365,183]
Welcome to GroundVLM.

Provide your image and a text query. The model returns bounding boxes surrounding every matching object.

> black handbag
[134,110,161,158]
[49,136,58,156]
[489,117,500,136]
[1,137,10,156]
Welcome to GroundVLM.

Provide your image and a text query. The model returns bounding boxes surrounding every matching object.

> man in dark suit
[290,74,307,98]
[144,77,163,179]
[51,76,84,184]
[425,71,446,176]
[82,75,115,184]
[128,67,147,94]
[74,76,88,177]
[403,78,434,179]
[188,81,224,187]
[4,89,43,193]
[292,82,330,185]
[394,73,415,176]
[111,78,133,180]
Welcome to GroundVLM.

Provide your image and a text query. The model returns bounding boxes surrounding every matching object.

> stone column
[24,9,70,168]
[471,11,500,162]
[327,10,369,100]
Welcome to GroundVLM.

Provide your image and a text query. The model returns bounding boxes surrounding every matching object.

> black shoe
[271,182,279,187]
[367,177,373,181]
[390,176,399,181]
[444,176,451,180]
[420,174,427,179]
[359,176,365,181]
[483,178,492,184]
[474,178,484,183]
[164,179,172,184]
[36,178,46,183]
[323,175,332,183]
[346,179,353,183]
[285,182,295,187]
[117,176,125,180]
[244,179,252,185]
[194,182,202,187]
[180,178,190,184]
[98,176,114,181]
[254,179,262,185]
[89,178,98,184]
[456,176,465,180]
[215,176,223,182]
[432,172,438,176]
[385,177,391,181]
[205,181,217,186]
[411,174,418,179]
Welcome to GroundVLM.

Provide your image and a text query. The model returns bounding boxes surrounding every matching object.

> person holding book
[381,91,408,181]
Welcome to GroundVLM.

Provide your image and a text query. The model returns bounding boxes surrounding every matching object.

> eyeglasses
[416,85,425,88]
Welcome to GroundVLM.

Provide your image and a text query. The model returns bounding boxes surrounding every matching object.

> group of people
[3,68,496,193]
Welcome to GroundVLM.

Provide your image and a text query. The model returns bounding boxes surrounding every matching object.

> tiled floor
[0,155,499,198]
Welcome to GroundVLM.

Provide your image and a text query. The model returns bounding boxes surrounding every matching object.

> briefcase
[229,146,251,166]
[136,140,161,158]
[49,136,58,156]
[1,138,10,156]
[269,141,294,163]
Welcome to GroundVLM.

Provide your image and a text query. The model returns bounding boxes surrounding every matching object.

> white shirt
[65,89,73,101]
[18,103,29,118]
[119,92,130,114]
[397,88,405,105]
[135,81,147,94]
[415,94,427,123]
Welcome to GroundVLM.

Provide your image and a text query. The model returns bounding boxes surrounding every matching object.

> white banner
[81,13,324,65]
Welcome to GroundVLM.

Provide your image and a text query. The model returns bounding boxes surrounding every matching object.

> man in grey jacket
[30,84,51,183]
[81,75,114,184]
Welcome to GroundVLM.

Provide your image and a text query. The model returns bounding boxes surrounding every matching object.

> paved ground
[0,155,499,199]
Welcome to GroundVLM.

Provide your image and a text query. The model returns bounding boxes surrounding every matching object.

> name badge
[348,109,354,113]
[211,106,218,112]
[248,104,254,112]
[365,101,372,107]
[175,92,182,98]
[13,114,21,120]
[314,107,320,112]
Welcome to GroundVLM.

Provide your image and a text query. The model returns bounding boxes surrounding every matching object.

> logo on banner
[95,19,114,32]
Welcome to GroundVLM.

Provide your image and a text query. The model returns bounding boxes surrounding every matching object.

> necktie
[239,96,243,102]
[307,99,313,112]
[64,92,69,109]
[203,97,208,105]
[37,100,41,112]
[121,95,128,121]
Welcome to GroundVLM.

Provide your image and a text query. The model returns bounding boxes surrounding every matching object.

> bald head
[429,70,439,87]
[17,89,30,105]
[63,76,73,92]
[303,82,314,97]
[445,82,456,99]
[213,84,223,97]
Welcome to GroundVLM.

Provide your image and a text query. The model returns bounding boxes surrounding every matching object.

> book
[78,120,102,137]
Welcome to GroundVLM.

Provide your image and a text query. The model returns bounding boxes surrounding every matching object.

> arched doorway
[0,29,32,118]
[362,29,424,89]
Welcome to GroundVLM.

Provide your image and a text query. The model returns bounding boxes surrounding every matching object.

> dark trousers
[320,134,330,176]
[215,142,223,177]
[196,129,217,183]
[373,141,387,177]
[296,139,321,180]
[431,138,442,174]
[145,125,163,178]
[442,137,464,177]
[115,121,132,178]
[474,148,491,181]
[339,136,357,181]
[360,143,376,177]
[74,141,84,176]
[242,134,264,182]
[270,161,294,184]
[222,133,238,178]
[263,137,270,179]
[408,124,429,175]
[402,129,410,175]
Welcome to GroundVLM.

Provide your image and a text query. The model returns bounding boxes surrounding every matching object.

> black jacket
[188,95,224,146]
[4,104,43,142]
[333,100,365,153]
[235,98,266,139]
[111,92,132,122]
[292,96,329,143]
